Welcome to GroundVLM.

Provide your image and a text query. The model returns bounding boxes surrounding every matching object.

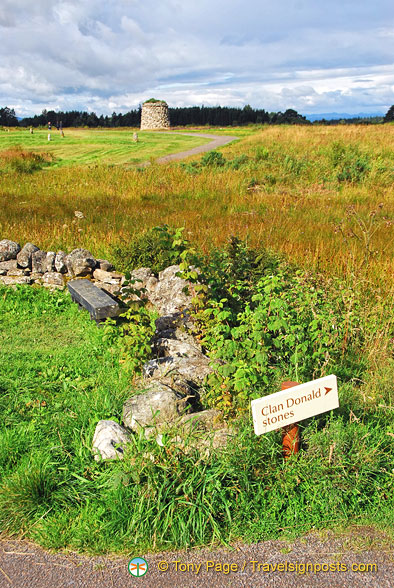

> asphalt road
[1,528,393,588]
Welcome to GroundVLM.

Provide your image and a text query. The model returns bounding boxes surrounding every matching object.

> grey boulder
[145,265,195,315]
[66,248,96,277]
[0,275,33,285]
[96,259,114,272]
[92,268,123,284]
[55,251,68,274]
[0,240,21,262]
[122,381,192,433]
[154,337,202,358]
[45,251,56,273]
[143,353,212,384]
[0,260,17,275]
[31,250,47,273]
[16,243,39,268]
[92,420,131,461]
[42,272,65,288]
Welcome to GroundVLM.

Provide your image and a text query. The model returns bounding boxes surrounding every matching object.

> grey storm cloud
[0,0,393,116]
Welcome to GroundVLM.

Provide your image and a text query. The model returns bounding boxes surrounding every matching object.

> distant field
[0,127,211,167]
[1,124,392,287]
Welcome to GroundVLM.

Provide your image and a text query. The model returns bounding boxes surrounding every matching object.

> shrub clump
[111,225,189,275]
[143,98,168,105]
[330,142,371,183]
[0,147,52,173]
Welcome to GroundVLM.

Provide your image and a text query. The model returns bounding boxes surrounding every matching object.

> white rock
[92,420,131,461]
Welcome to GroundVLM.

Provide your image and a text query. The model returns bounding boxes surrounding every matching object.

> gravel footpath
[155,132,239,163]
[1,528,393,588]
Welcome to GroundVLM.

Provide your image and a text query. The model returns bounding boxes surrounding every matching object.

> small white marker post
[251,375,339,458]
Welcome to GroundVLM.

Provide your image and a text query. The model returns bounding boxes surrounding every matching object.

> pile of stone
[140,100,170,130]
[0,239,123,292]
[92,265,232,462]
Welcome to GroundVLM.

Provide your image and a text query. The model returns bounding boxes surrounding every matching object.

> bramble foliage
[199,270,364,412]
[101,303,156,375]
[172,232,365,414]
[101,275,157,374]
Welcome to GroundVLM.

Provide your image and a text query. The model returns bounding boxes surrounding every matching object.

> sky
[0,0,393,117]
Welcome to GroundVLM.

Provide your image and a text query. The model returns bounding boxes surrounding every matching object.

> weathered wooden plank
[68,279,120,321]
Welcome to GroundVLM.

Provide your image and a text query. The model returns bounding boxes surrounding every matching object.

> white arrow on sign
[251,375,339,436]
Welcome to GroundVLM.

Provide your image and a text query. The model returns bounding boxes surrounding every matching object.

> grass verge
[0,272,393,553]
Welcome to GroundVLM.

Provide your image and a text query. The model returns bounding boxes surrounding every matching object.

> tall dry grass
[0,124,393,286]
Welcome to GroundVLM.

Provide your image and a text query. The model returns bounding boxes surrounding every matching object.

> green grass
[0,127,212,167]
[0,285,393,553]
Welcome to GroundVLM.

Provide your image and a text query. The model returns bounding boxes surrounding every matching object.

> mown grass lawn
[0,127,211,167]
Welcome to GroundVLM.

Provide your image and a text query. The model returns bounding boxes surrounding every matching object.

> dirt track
[155,132,239,163]
[1,528,393,588]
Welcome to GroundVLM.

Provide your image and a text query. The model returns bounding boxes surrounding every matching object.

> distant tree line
[6,105,310,128]
[313,115,384,125]
[0,107,18,126]
[1,104,393,128]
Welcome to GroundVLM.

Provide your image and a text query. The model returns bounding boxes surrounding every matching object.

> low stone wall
[140,101,170,130]
[0,239,123,292]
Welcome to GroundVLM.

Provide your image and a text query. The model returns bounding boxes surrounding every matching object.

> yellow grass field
[1,124,393,287]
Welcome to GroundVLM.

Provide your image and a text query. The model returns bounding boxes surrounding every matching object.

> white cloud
[0,0,393,116]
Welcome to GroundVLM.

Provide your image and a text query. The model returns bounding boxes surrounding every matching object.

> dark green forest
[0,104,391,128]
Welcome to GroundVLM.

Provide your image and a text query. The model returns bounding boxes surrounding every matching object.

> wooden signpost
[251,375,339,458]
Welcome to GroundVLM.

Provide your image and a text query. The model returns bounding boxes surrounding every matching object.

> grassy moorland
[0,124,394,553]
[0,124,392,284]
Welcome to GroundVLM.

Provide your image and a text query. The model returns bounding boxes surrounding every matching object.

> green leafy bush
[191,267,365,413]
[111,225,189,274]
[330,142,371,183]
[101,302,156,375]
[143,98,167,105]
[200,150,226,167]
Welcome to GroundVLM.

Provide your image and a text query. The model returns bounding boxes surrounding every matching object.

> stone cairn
[140,99,170,130]
[0,238,232,460]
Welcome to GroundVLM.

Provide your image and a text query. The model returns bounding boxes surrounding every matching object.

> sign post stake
[281,381,300,458]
